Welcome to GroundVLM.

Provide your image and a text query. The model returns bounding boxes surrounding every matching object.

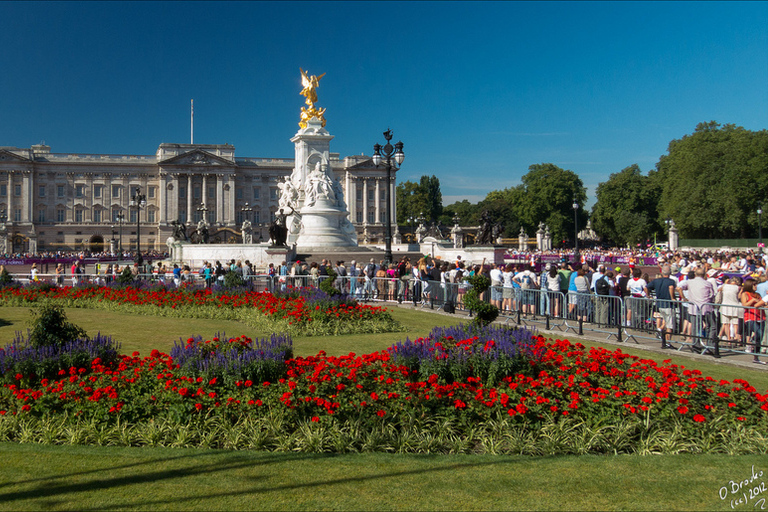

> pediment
[159,149,234,166]
[347,158,376,170]
[0,149,32,164]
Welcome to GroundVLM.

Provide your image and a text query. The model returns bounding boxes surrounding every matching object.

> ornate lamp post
[116,212,125,254]
[372,129,404,264]
[130,187,146,265]
[572,197,579,266]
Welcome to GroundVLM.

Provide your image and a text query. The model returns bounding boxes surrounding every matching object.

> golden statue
[299,68,327,129]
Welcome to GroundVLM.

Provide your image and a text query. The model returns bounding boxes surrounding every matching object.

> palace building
[0,141,397,254]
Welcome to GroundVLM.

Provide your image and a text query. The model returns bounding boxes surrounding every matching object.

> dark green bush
[463,274,499,326]
[28,303,88,349]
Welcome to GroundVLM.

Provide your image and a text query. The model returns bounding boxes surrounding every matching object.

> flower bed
[0,284,403,336]
[1,325,767,454]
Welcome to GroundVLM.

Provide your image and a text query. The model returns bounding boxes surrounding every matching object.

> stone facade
[0,141,396,254]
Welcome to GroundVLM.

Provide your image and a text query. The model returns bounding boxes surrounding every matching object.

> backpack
[595,276,610,296]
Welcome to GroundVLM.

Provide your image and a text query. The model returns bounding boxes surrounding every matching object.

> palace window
[14,208,21,222]
[75,209,83,223]
[57,208,65,223]
[236,187,243,200]
[112,185,120,198]
[178,209,186,222]
[112,208,121,223]
[254,210,260,224]
[148,186,156,199]
[0,184,6,197]
[58,185,65,198]
[14,184,21,197]
[379,211,386,223]
[179,185,186,199]
[208,186,215,199]
[252,188,260,200]
[129,209,137,223]
[368,189,374,202]
[39,185,46,198]
[193,186,201,199]
[75,185,85,198]
[368,211,375,224]
[356,212,362,223]
[269,187,278,200]
[93,209,102,223]
[38,209,46,223]
[94,185,102,198]
[147,209,155,223]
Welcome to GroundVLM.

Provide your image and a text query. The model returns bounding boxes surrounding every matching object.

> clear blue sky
[1,1,766,208]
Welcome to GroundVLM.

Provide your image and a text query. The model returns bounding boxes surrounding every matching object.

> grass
[0,442,761,511]
[1,302,768,510]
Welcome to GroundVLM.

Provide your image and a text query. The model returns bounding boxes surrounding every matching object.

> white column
[6,172,12,221]
[158,173,167,224]
[227,175,235,227]
[186,174,193,224]
[202,174,208,207]
[22,171,32,223]
[345,173,353,220]
[374,178,381,224]
[362,179,368,224]
[216,174,224,224]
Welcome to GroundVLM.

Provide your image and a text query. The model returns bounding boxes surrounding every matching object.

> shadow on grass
[0,318,13,328]
[0,450,330,505]
[0,449,530,510]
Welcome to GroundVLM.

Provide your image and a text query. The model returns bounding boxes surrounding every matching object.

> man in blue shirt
[647,265,678,349]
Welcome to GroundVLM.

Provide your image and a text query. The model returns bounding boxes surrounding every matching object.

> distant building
[0,142,396,254]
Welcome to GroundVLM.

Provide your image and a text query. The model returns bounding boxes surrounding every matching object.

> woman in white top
[718,276,743,343]
[501,264,515,313]
[546,265,562,317]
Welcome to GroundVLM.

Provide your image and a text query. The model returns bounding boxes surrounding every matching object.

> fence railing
[8,272,768,360]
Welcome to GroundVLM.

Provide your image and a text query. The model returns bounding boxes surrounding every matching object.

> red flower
[677,406,688,415]
[693,414,706,422]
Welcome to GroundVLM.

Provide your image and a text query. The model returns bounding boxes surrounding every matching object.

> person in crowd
[546,264,562,317]
[573,267,591,322]
[501,263,515,313]
[647,265,677,348]
[376,260,388,300]
[718,276,743,345]
[513,264,539,316]
[677,267,718,355]
[741,277,766,364]
[489,263,503,310]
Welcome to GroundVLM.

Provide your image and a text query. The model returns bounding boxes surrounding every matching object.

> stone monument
[286,69,358,250]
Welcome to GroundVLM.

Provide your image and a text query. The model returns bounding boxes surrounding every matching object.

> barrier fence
[8,271,768,360]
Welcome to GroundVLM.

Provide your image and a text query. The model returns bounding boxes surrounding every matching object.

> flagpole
[191,99,194,144]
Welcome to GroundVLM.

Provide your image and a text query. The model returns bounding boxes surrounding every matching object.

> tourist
[677,267,718,354]
[501,263,515,313]
[647,265,677,348]
[740,277,766,364]
[718,276,743,345]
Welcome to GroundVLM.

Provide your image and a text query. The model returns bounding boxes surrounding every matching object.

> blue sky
[1,1,766,207]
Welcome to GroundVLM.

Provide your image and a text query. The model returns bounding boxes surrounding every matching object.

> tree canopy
[396,175,443,225]
[656,122,768,238]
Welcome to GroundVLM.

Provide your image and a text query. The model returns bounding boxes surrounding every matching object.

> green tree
[514,164,586,246]
[656,122,768,238]
[590,165,661,246]
[396,175,443,225]
[440,199,480,227]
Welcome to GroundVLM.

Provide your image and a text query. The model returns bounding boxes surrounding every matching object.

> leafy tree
[440,199,480,227]
[590,165,661,246]
[396,175,443,225]
[514,164,587,245]
[656,122,768,238]
[477,187,520,237]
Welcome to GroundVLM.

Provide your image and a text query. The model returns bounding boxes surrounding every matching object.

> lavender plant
[0,332,121,384]
[170,332,293,385]
[388,323,541,386]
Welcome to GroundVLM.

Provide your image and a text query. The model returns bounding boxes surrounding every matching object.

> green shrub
[463,274,498,326]
[319,269,340,296]
[28,303,88,349]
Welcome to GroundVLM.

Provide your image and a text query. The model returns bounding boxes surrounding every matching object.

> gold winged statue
[299,68,327,128]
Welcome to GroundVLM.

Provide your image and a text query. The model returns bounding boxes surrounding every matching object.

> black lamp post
[111,225,116,255]
[572,197,579,266]
[372,129,404,265]
[130,187,146,265]
[116,212,125,254]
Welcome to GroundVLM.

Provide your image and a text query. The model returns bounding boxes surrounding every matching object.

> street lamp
[116,212,125,254]
[130,187,146,265]
[111,225,116,255]
[372,129,404,264]
[572,197,579,266]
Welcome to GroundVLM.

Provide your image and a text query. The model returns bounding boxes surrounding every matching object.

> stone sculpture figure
[476,210,493,245]
[304,162,336,207]
[196,219,209,244]
[278,177,299,211]
[242,219,253,244]
[269,206,295,247]
[171,220,188,241]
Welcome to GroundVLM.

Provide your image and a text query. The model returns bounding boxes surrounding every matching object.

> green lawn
[1,303,768,510]
[0,443,761,511]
